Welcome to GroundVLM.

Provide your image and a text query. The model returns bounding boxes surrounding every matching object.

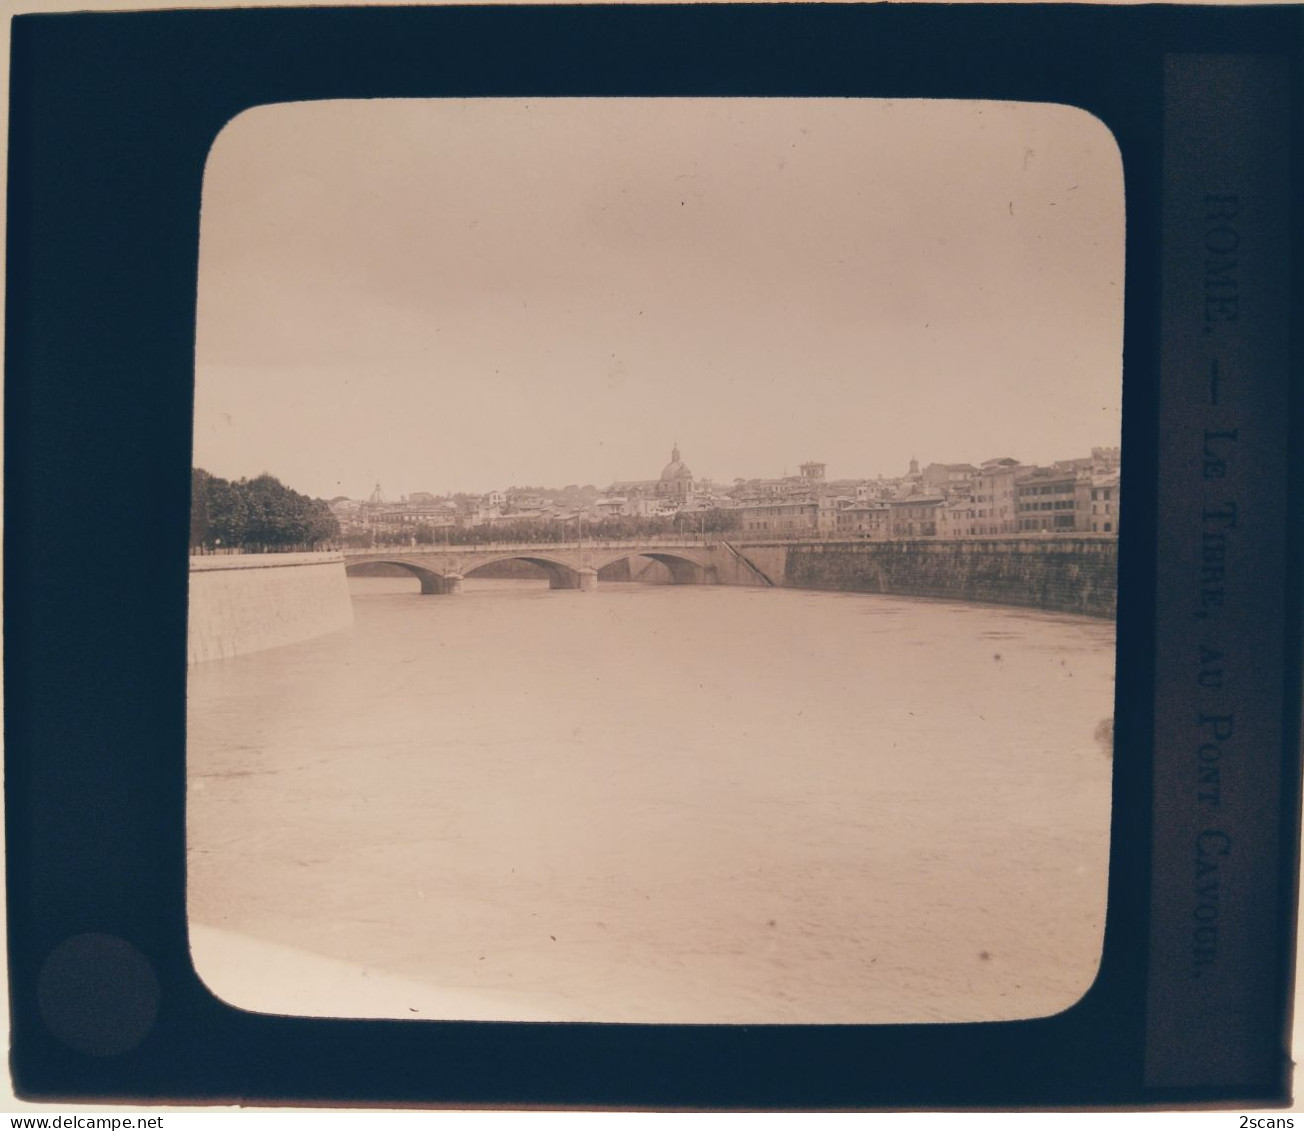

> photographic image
[186,96,1124,1026]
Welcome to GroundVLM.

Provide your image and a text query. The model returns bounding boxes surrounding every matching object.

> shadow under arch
[344,559,453,594]
[462,555,584,590]
[600,551,713,585]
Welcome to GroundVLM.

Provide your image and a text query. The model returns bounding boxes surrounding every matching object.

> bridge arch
[344,558,456,594]
[342,542,713,593]
[595,550,714,586]
[462,554,586,590]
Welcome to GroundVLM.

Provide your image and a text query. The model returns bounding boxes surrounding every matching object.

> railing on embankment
[188,551,353,664]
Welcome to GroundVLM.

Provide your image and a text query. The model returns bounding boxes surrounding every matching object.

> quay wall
[717,544,789,588]
[189,552,354,664]
[728,538,1118,618]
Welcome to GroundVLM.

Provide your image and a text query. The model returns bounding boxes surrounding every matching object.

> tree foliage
[191,469,339,551]
[355,507,739,548]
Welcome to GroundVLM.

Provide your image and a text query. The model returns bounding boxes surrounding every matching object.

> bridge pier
[547,568,599,591]
[419,573,463,595]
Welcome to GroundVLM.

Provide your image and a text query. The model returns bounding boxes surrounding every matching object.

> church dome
[660,443,692,481]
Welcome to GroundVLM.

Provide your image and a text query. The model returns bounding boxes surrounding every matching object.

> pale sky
[194,98,1124,499]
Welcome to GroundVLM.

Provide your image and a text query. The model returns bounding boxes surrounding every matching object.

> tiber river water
[187,574,1115,1025]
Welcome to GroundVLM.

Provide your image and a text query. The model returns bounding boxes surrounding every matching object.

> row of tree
[191,469,339,551]
[347,508,741,548]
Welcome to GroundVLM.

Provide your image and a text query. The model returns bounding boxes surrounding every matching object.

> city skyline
[305,440,1120,504]
[195,437,1123,506]
[194,97,1124,500]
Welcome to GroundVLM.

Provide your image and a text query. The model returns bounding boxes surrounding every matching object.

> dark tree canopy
[191,469,339,551]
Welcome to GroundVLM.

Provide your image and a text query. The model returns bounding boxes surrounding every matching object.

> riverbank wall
[724,538,1117,618]
[189,552,354,664]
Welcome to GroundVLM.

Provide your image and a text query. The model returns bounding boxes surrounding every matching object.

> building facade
[888,496,944,538]
[1015,468,1083,533]
[738,497,837,535]
[972,459,1021,535]
[1088,475,1121,533]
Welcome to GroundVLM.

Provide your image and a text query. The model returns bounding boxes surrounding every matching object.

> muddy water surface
[188,576,1114,1023]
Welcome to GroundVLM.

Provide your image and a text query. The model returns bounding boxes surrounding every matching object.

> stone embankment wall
[714,543,788,587]
[728,538,1118,619]
[189,552,354,664]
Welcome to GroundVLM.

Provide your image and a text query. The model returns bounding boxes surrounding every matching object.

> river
[187,575,1115,1025]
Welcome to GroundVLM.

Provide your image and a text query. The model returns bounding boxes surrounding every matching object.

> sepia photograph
[185,96,1125,1027]
[9,0,1304,1111]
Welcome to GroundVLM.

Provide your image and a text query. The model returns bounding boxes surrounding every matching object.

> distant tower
[368,483,386,505]
[908,457,920,477]
[799,461,826,481]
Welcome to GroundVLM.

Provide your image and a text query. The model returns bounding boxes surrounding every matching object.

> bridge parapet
[341,537,713,557]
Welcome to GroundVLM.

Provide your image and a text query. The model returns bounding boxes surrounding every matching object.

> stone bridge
[338,535,1115,613]
[342,539,724,593]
